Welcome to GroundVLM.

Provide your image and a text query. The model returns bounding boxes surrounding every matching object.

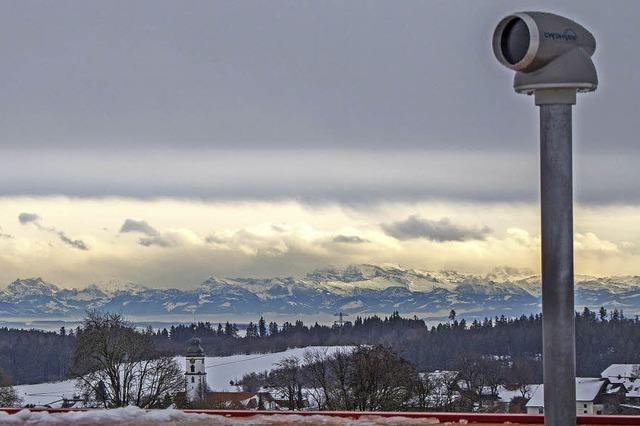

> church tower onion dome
[186,336,204,357]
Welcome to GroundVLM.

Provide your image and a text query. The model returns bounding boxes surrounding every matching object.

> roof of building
[601,364,640,397]
[419,370,459,381]
[206,392,259,404]
[186,336,205,357]
[526,378,606,407]
[490,384,541,401]
[174,391,276,409]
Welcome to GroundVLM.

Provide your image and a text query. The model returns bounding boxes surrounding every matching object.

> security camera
[492,12,597,95]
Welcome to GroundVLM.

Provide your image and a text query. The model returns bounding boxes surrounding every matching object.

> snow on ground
[14,346,352,407]
[14,380,78,408]
[179,346,351,392]
[0,407,446,425]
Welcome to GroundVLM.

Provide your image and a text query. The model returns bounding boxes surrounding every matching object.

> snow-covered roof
[601,364,640,397]
[419,370,459,381]
[491,384,541,401]
[602,364,639,380]
[526,378,605,407]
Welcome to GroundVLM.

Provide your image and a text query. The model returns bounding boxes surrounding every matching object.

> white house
[526,378,608,415]
[601,364,640,404]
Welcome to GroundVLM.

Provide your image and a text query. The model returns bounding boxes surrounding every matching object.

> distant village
[171,337,640,415]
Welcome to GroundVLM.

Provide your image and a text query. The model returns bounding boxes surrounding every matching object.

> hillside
[13,346,350,407]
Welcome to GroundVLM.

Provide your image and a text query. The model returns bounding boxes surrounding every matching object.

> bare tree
[347,346,416,411]
[480,357,504,399]
[267,356,304,410]
[71,310,183,408]
[413,373,438,411]
[509,358,535,398]
[414,371,459,411]
[303,348,335,410]
[302,348,355,410]
[437,372,461,411]
[297,346,417,412]
[329,349,353,410]
[454,352,485,410]
[455,353,507,411]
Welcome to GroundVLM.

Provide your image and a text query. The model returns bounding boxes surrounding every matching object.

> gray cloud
[18,212,40,224]
[18,212,89,250]
[0,1,635,155]
[57,232,89,251]
[204,234,225,244]
[1,148,638,205]
[138,236,173,248]
[332,235,370,244]
[119,219,181,248]
[0,1,637,207]
[119,219,158,237]
[381,216,492,242]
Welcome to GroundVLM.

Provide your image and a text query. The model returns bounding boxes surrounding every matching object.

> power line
[205,353,274,370]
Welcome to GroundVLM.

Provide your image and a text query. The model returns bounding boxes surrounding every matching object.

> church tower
[185,336,207,401]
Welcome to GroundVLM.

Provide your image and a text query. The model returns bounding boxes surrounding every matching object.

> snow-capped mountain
[2,265,640,320]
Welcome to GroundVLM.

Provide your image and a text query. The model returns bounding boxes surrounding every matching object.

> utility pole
[334,311,350,327]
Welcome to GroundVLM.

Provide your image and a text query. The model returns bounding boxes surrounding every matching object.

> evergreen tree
[269,322,279,336]
[246,322,258,338]
[224,322,234,337]
[599,306,608,322]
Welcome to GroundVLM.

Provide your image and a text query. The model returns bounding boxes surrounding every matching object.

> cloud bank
[381,216,491,242]
[0,199,637,287]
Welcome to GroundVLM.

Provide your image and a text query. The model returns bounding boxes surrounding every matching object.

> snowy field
[14,346,351,407]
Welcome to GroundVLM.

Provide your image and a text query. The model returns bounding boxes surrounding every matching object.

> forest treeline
[0,306,638,385]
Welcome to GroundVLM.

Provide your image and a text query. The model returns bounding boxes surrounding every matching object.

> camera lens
[501,17,530,65]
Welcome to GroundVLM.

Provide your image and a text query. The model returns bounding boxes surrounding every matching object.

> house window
[538,408,543,414]
[583,404,587,408]
[584,410,588,414]
[191,377,194,383]
[191,365,195,373]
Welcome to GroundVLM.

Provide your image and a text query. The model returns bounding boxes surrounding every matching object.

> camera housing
[492,12,597,95]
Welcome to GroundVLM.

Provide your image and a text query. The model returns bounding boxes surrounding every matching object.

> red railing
[1,408,640,424]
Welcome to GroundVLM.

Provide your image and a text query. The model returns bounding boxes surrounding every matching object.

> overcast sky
[0,1,639,287]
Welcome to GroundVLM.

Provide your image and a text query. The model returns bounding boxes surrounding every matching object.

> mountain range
[2,264,640,321]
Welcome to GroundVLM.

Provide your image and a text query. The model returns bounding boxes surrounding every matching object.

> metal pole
[540,102,576,425]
